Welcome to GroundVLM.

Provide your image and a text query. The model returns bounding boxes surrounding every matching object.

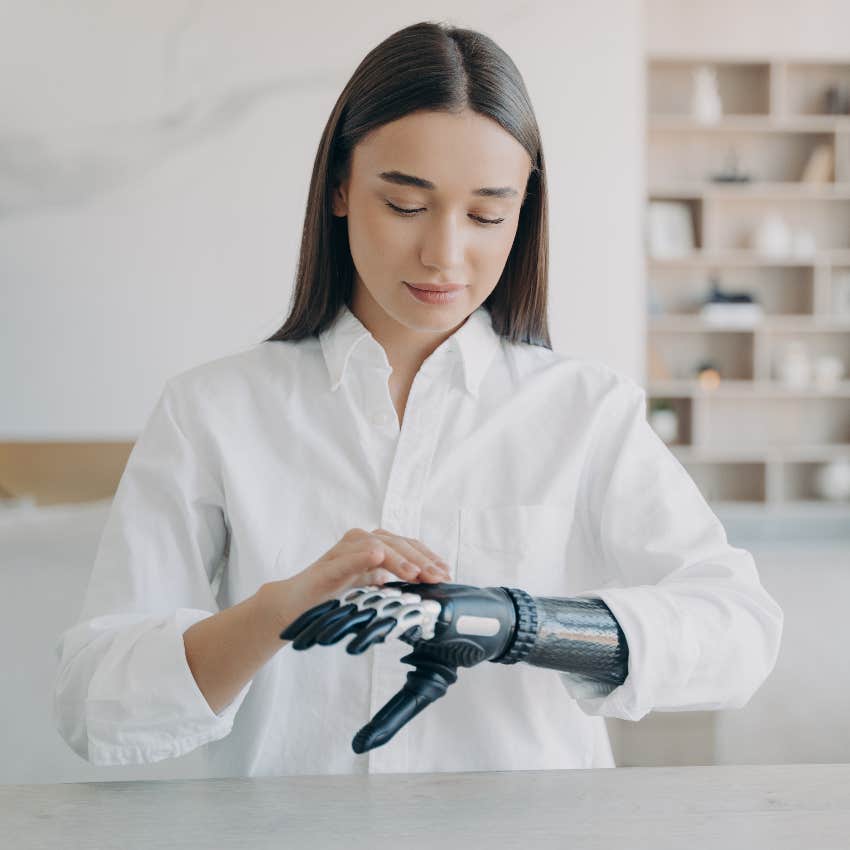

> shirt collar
[318,302,500,398]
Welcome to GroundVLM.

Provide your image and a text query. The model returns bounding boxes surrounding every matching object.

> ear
[331,181,349,217]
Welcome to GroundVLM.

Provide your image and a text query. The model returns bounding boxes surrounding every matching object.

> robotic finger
[280,585,441,651]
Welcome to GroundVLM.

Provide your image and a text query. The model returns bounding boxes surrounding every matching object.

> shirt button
[371,411,392,426]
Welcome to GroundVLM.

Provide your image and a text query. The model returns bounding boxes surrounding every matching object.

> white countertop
[4,763,850,849]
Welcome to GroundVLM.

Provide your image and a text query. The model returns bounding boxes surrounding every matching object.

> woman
[53,21,783,776]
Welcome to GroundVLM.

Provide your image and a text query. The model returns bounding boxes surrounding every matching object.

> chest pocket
[455,503,574,597]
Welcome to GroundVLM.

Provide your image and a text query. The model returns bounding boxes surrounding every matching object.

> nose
[418,210,466,274]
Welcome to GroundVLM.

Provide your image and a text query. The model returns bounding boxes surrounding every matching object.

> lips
[404,282,466,292]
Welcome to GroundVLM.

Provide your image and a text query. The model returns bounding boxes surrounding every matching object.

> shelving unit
[646,55,850,516]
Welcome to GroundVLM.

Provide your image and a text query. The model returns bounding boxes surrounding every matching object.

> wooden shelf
[648,251,850,268]
[649,115,850,133]
[646,56,850,513]
[650,183,850,200]
[668,444,850,462]
[649,379,850,397]
[649,316,850,332]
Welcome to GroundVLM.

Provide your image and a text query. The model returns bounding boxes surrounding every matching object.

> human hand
[264,529,451,634]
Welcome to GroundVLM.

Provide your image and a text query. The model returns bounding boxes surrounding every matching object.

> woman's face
[332,108,533,338]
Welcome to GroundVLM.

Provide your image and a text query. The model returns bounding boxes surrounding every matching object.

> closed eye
[384,200,504,226]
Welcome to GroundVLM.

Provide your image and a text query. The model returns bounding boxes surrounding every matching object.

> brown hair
[263,20,550,348]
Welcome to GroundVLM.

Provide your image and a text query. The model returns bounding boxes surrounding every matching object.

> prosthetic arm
[279,581,629,753]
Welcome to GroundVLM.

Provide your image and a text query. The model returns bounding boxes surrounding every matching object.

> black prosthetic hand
[279,582,516,753]
[280,581,629,753]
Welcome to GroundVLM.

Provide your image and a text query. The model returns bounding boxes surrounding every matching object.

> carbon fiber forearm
[528,596,628,698]
[495,591,629,700]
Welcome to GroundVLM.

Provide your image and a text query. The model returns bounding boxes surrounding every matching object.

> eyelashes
[383,200,504,226]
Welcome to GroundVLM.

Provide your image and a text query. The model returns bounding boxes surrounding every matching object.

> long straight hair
[264,20,550,348]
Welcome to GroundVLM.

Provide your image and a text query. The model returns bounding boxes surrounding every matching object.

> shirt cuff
[86,608,254,765]
[559,586,699,722]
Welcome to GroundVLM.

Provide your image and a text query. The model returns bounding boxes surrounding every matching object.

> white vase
[776,341,811,387]
[692,66,723,124]
[753,213,792,257]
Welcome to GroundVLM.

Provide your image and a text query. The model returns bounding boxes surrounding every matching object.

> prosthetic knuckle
[342,585,441,641]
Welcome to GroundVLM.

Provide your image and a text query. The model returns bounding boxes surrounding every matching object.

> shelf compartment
[648,265,815,316]
[648,131,834,185]
[648,60,771,116]
[647,396,692,446]
[763,329,850,388]
[697,397,850,449]
[678,461,766,503]
[781,459,850,502]
[784,62,850,116]
[646,196,704,255]
[706,196,850,253]
[648,330,754,381]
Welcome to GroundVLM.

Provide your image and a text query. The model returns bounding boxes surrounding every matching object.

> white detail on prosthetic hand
[340,585,442,641]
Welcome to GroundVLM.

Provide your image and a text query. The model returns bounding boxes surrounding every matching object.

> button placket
[357,362,397,434]
[368,360,454,773]
[380,382,431,535]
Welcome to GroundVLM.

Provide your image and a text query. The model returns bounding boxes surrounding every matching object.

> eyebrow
[377,170,519,199]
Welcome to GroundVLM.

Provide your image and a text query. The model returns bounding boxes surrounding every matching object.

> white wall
[646,0,850,57]
[0,2,644,439]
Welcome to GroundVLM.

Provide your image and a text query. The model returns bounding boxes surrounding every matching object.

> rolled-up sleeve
[53,378,253,765]
[564,378,784,722]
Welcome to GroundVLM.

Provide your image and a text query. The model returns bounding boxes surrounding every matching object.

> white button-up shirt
[53,303,783,776]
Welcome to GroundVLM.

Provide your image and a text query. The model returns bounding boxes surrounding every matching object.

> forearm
[497,591,629,698]
[183,580,296,715]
